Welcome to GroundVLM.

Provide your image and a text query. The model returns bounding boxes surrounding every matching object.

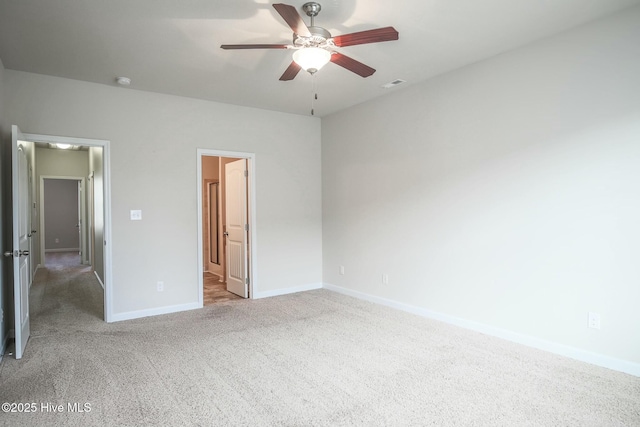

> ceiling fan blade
[330,53,376,77]
[273,3,312,37]
[332,26,399,47]
[220,44,290,50]
[279,61,302,81]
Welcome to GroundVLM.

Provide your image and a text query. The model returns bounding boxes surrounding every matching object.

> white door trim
[39,175,86,264]
[196,149,257,306]
[24,132,114,322]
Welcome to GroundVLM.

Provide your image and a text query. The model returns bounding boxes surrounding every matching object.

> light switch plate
[130,210,142,221]
[588,312,601,329]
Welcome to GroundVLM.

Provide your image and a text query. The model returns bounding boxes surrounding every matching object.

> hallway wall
[35,148,89,267]
[43,179,80,251]
[89,147,105,283]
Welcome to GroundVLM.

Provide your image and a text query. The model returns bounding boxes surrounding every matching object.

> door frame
[196,149,257,306]
[39,176,87,265]
[23,132,114,322]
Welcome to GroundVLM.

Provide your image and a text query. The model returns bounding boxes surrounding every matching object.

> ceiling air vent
[382,79,406,89]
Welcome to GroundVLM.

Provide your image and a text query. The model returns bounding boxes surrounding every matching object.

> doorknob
[3,250,15,257]
[223,231,229,237]
[20,250,29,257]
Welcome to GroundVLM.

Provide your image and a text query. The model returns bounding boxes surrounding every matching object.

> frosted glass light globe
[293,47,331,73]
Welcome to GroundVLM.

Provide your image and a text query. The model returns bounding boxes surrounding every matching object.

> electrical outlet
[130,210,142,221]
[588,312,601,329]
[157,281,164,292]
[382,274,389,285]
[339,265,345,275]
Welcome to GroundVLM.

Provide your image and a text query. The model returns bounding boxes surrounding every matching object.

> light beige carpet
[1,261,639,426]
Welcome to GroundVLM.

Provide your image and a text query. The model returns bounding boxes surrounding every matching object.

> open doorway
[197,150,255,306]
[40,177,85,268]
[25,132,113,321]
[8,127,112,360]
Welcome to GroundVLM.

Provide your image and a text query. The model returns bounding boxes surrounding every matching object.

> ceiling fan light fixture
[293,47,331,74]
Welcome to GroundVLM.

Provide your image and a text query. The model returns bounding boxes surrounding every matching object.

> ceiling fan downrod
[302,2,322,27]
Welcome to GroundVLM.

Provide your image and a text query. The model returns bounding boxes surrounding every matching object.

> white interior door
[225,159,248,298]
[10,125,32,359]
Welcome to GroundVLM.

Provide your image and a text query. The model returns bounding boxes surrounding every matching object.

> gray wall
[4,71,323,318]
[322,7,640,368]
[43,179,79,251]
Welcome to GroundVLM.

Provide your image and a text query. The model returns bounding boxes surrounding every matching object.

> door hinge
[245,224,249,231]
[244,170,248,177]
[245,277,250,285]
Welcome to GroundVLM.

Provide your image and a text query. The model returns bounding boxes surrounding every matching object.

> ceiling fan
[221,2,399,81]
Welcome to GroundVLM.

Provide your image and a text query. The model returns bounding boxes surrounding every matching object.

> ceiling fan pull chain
[311,73,317,115]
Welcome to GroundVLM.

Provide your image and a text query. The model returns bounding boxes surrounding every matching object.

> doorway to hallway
[197,150,256,306]
[24,131,113,321]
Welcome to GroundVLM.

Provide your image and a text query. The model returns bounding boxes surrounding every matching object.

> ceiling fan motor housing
[294,26,333,48]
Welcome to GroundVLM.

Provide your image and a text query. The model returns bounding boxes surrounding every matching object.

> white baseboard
[110,302,201,323]
[253,282,323,299]
[111,283,322,322]
[94,271,104,289]
[323,283,640,378]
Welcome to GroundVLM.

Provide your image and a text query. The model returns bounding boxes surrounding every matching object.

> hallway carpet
[0,263,639,426]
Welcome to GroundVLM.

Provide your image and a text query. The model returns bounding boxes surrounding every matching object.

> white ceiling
[1,0,638,117]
